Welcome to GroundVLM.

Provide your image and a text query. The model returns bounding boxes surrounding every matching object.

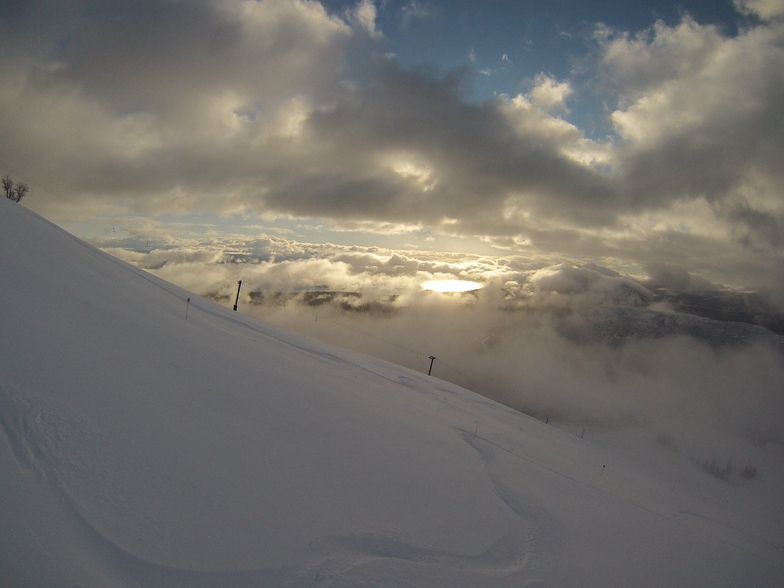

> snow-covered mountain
[1,196,783,587]
[564,305,784,348]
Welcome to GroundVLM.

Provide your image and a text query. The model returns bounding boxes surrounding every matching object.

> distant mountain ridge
[652,289,784,335]
[563,305,784,349]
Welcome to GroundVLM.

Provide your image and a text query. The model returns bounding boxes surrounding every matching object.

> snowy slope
[1,196,783,587]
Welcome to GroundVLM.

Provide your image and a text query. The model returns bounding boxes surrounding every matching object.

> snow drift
[1,196,783,586]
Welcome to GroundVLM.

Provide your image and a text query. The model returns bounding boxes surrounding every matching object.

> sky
[1,0,784,303]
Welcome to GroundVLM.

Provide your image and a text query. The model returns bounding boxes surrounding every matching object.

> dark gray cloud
[270,64,619,225]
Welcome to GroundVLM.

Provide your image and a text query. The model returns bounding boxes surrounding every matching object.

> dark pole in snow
[428,355,436,376]
[233,280,242,311]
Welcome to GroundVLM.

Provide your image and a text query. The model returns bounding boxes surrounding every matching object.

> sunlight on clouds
[562,138,614,168]
[599,17,725,99]
[500,91,610,169]
[229,0,350,44]
[422,279,483,292]
[611,93,675,143]
[502,93,581,138]
[349,0,382,38]
[528,74,572,112]
[604,17,748,143]
[323,219,425,235]
[610,82,712,144]
[479,235,532,251]
[387,155,437,191]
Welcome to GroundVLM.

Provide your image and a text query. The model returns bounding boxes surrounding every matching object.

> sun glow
[422,280,483,293]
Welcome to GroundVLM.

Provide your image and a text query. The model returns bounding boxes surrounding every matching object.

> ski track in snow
[3,354,783,586]
[464,424,784,563]
[0,374,551,587]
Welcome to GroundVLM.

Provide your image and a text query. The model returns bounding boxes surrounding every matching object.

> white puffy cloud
[527,74,573,112]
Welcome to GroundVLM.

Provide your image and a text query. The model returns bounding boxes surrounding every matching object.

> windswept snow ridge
[1,197,783,586]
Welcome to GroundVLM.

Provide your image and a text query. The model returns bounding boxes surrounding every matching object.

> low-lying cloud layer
[2,0,784,294]
[102,237,784,473]
[252,277,784,480]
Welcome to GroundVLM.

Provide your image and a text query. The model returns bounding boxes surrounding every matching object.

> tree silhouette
[13,182,28,202]
[3,175,28,202]
[2,175,13,200]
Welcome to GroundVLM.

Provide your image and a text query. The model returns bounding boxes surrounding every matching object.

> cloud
[642,263,692,290]
[0,0,352,209]
[1,0,783,294]
[525,263,652,309]
[401,1,431,28]
[262,64,617,231]
[348,0,381,38]
[103,233,777,332]
[734,0,784,20]
[211,252,783,465]
[4,0,612,229]
[603,16,784,250]
[527,74,573,112]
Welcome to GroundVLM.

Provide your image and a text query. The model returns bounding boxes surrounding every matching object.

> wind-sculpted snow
[1,197,783,586]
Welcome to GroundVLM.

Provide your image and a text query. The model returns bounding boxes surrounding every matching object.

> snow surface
[1,196,783,586]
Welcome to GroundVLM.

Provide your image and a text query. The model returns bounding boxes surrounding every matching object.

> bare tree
[2,175,28,202]
[13,182,28,202]
[2,175,13,200]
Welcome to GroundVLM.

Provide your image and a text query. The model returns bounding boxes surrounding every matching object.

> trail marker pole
[185,297,190,319]
[233,280,242,311]
[428,355,436,376]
